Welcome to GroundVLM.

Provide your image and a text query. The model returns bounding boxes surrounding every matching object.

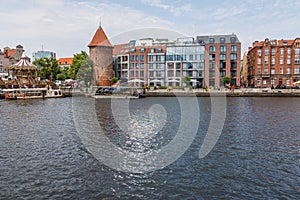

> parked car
[275,84,286,89]
[95,87,116,95]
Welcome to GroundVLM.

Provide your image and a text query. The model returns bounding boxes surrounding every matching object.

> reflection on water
[0,97,299,199]
[96,98,181,153]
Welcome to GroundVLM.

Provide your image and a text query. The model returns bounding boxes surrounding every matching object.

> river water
[0,97,299,199]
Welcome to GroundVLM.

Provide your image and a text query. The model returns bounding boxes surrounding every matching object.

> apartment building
[247,38,300,87]
[166,37,205,86]
[113,38,167,86]
[0,49,9,77]
[197,34,241,87]
[4,45,24,65]
[114,43,130,81]
[113,34,241,87]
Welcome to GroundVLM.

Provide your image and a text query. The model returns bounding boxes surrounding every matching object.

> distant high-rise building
[247,38,300,87]
[32,50,56,61]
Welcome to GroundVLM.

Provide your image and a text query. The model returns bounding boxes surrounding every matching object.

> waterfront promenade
[3,86,300,99]
[68,86,300,98]
[146,88,300,97]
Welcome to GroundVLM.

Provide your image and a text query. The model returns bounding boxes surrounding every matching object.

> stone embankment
[146,88,300,97]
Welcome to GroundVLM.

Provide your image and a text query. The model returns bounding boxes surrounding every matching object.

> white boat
[2,88,64,100]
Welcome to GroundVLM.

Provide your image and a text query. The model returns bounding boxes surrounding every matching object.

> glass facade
[166,45,205,86]
[115,34,241,87]
[32,51,56,61]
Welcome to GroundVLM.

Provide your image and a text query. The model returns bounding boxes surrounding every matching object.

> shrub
[111,77,118,84]
[159,86,168,89]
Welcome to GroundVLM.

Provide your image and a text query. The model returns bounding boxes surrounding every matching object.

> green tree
[33,57,61,80]
[56,73,66,81]
[76,57,93,84]
[68,51,93,81]
[222,76,231,86]
[61,66,70,79]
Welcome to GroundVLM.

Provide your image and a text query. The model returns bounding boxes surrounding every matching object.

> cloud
[0,0,299,58]
[0,0,175,57]
[141,0,192,16]
[212,5,246,20]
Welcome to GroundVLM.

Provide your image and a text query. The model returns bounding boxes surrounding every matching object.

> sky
[0,0,299,58]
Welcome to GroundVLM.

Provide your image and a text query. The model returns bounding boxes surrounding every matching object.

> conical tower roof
[88,26,112,48]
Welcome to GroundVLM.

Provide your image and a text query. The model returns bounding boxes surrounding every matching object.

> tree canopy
[76,57,93,83]
[56,73,66,81]
[222,76,231,86]
[67,51,93,83]
[33,57,61,80]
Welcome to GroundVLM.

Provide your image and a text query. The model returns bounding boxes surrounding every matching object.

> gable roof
[88,26,112,48]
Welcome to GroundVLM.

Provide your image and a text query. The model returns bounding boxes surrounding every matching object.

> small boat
[1,88,64,100]
[92,94,140,99]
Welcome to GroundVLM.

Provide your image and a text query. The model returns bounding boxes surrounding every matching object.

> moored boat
[1,88,64,100]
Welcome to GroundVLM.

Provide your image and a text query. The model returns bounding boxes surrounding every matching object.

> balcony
[262,73,270,77]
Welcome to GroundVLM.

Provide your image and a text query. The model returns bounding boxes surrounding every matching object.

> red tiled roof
[88,27,112,47]
[58,57,73,65]
[6,49,16,58]
[278,40,294,46]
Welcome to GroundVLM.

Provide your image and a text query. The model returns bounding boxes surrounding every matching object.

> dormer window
[230,37,236,43]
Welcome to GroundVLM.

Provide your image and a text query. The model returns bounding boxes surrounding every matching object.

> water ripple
[0,97,299,199]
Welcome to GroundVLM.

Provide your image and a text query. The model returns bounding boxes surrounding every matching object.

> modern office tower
[32,50,56,61]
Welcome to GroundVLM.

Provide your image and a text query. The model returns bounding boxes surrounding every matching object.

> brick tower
[88,25,114,86]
